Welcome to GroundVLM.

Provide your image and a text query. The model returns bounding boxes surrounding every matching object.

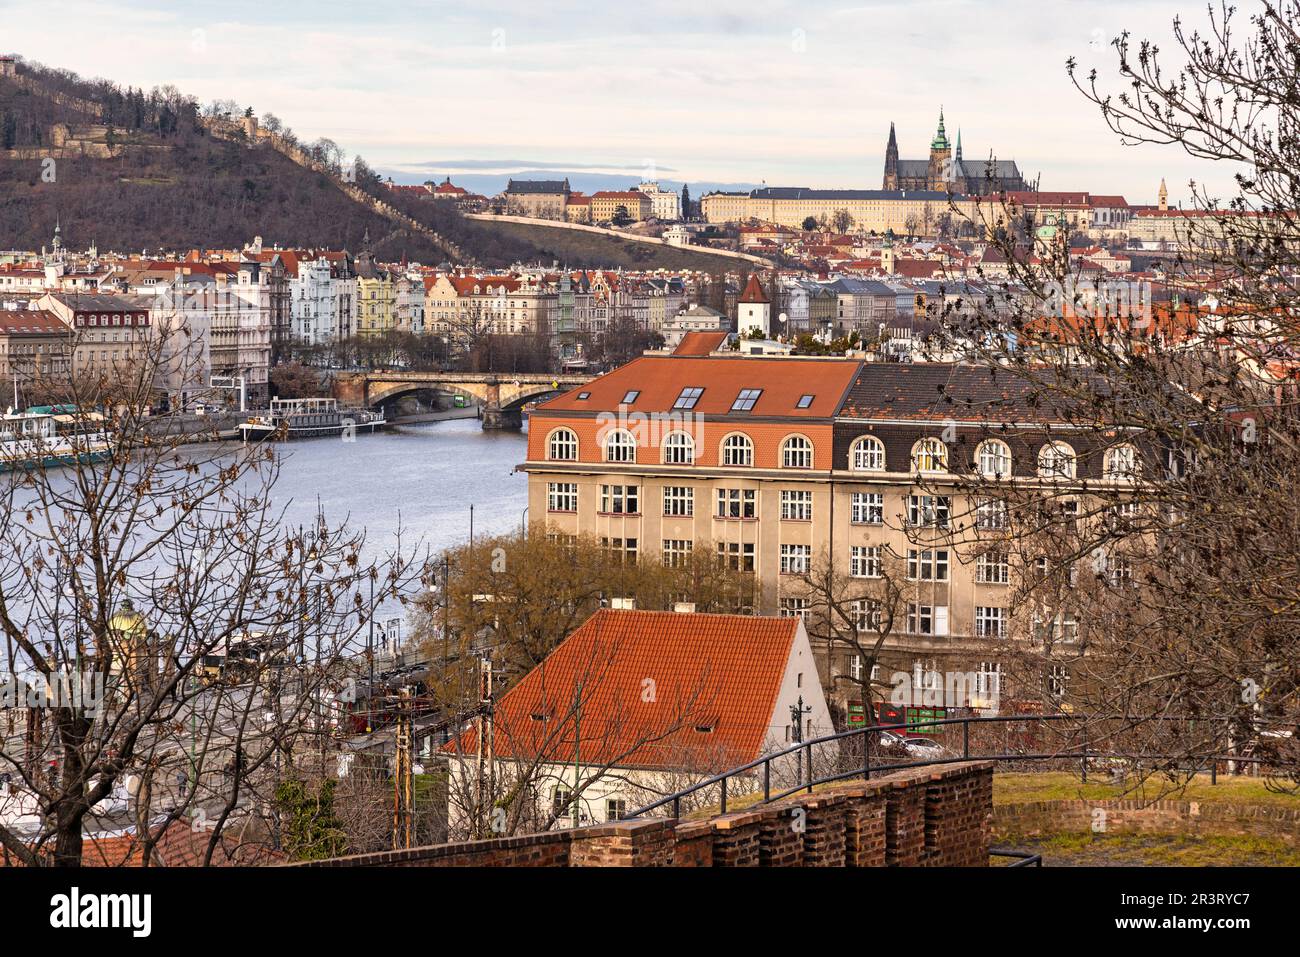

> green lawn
[994,771,1299,808]
[994,832,1300,867]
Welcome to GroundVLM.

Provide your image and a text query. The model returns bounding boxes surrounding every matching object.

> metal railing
[624,712,1271,821]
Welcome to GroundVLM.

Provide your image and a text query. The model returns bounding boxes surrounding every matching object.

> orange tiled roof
[673,331,729,356]
[535,354,861,418]
[446,609,799,769]
[738,273,768,304]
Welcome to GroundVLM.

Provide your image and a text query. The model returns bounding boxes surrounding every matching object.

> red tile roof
[0,310,69,335]
[535,354,861,418]
[4,820,283,867]
[673,331,729,356]
[446,609,799,769]
[739,273,769,304]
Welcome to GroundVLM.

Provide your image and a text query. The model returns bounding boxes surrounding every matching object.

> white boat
[0,408,113,471]
[237,397,386,441]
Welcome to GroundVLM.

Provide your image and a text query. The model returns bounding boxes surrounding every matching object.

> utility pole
[391,686,413,850]
[572,678,582,830]
[474,653,494,836]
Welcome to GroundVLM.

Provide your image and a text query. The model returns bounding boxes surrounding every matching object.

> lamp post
[790,695,812,787]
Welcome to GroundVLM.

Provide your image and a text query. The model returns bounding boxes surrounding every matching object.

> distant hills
[0,59,748,271]
[379,166,763,198]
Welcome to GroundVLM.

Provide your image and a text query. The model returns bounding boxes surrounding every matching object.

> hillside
[0,59,750,271]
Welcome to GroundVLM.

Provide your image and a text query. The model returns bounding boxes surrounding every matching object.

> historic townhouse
[524,356,1135,711]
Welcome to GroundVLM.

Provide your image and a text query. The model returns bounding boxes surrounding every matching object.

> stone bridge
[333,371,592,429]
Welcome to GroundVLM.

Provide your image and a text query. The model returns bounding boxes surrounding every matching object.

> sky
[2,0,1244,204]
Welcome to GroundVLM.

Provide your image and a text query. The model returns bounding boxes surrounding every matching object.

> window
[717,541,755,572]
[604,428,636,463]
[553,785,573,818]
[1104,444,1138,481]
[1107,555,1134,587]
[606,798,627,821]
[673,386,704,410]
[975,606,1006,638]
[1038,441,1076,479]
[907,494,950,528]
[782,435,814,469]
[907,549,949,581]
[976,550,1010,584]
[663,486,694,517]
[576,391,590,400]
[851,599,882,632]
[599,484,639,514]
[911,437,948,472]
[976,497,1009,531]
[779,597,809,620]
[780,544,811,574]
[796,394,815,409]
[717,488,756,519]
[731,388,763,411]
[662,539,693,568]
[850,545,882,578]
[851,436,885,471]
[721,433,754,466]
[907,604,949,636]
[977,440,1011,478]
[975,662,1002,700]
[662,431,695,465]
[601,537,638,564]
[620,389,640,404]
[850,492,884,525]
[547,482,578,512]
[1046,664,1070,700]
[780,490,813,521]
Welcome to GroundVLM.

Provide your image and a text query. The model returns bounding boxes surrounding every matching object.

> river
[264,416,530,564]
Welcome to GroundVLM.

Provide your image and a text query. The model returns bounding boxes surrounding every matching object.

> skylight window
[577,391,591,400]
[621,390,640,404]
[673,387,704,410]
[797,394,815,409]
[731,388,763,412]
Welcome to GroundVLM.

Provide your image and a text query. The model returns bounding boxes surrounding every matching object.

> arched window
[782,435,814,469]
[662,431,695,465]
[548,428,578,461]
[1104,444,1138,481]
[977,440,1011,478]
[911,438,948,473]
[603,428,637,464]
[1038,441,1076,479]
[720,433,753,467]
[851,436,885,471]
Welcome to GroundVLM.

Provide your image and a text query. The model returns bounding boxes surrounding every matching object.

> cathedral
[883,110,1029,195]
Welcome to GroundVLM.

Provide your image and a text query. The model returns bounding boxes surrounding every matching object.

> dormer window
[673,386,704,410]
[731,388,762,412]
[621,390,640,405]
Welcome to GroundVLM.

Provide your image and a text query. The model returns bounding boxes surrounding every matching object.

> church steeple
[1158,178,1168,211]
[930,108,950,151]
[883,121,900,190]
[955,128,963,163]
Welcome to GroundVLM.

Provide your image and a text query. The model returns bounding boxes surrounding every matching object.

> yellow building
[354,240,396,338]
[702,187,982,237]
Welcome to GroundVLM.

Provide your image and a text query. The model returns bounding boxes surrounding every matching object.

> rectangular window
[907,604,949,636]
[796,394,815,409]
[663,486,694,517]
[547,482,578,513]
[600,537,638,564]
[780,490,813,521]
[779,597,809,620]
[850,492,883,525]
[780,544,811,575]
[672,386,704,410]
[976,550,1010,584]
[599,484,639,515]
[850,545,882,579]
[606,798,626,821]
[716,541,755,572]
[907,549,949,581]
[976,497,1009,531]
[716,488,756,519]
[662,539,693,568]
[851,598,881,632]
[975,606,1006,638]
[731,388,762,412]
[907,494,950,528]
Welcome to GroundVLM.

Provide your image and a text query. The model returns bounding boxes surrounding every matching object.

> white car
[901,736,947,760]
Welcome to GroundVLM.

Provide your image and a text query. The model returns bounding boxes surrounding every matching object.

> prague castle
[883,110,1028,195]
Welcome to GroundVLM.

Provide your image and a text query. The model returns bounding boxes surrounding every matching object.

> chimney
[609,597,636,610]
[672,601,696,614]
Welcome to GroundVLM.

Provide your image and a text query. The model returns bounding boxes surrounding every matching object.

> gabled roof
[535,355,861,418]
[446,610,801,769]
[673,331,729,356]
[739,273,769,304]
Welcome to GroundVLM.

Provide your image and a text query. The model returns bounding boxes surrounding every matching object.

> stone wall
[993,798,1300,844]
[292,761,994,868]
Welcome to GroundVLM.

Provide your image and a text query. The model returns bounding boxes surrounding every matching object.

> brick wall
[993,798,1300,845]
[291,761,994,868]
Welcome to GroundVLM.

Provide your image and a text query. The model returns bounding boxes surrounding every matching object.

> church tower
[1158,178,1168,211]
[883,122,899,190]
[927,108,952,191]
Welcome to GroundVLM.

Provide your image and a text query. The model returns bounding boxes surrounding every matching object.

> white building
[634,182,682,221]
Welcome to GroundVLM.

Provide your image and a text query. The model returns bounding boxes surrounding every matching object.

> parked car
[901,736,948,760]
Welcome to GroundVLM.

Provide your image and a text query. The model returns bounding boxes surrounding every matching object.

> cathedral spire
[883,121,899,189]
[931,107,949,150]
[956,128,962,162]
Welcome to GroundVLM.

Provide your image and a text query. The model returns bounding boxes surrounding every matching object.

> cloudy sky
[3,0,1241,202]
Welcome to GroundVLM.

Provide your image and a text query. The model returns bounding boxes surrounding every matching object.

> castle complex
[883,110,1029,195]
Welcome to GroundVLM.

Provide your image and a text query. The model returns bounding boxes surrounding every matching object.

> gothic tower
[927,108,952,191]
[1158,178,1168,211]
[883,122,899,190]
